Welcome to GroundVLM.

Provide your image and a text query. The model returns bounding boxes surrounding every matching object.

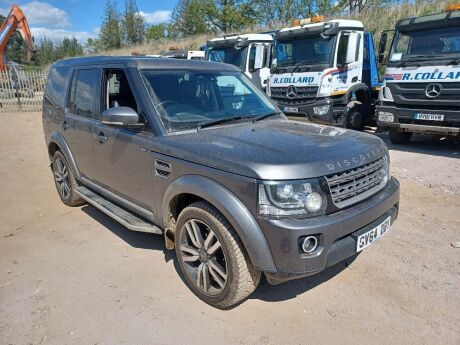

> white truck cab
[206,33,274,90]
[268,17,381,130]
[162,49,205,60]
[377,4,460,143]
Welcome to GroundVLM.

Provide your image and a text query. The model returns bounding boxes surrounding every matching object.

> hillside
[101,0,457,57]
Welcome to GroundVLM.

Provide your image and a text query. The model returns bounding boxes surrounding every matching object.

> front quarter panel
[162,174,277,272]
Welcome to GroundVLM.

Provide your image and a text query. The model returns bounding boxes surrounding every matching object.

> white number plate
[283,106,299,113]
[356,216,391,252]
[414,113,444,121]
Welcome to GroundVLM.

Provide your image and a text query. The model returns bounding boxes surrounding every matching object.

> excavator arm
[0,4,35,69]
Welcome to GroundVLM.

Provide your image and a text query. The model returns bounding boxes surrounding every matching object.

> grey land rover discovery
[42,56,400,308]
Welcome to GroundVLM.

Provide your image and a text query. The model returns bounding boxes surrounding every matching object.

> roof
[396,9,460,31]
[52,55,239,71]
[209,33,273,42]
[278,19,363,33]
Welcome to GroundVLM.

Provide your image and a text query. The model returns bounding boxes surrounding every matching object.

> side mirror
[102,106,144,129]
[378,32,388,64]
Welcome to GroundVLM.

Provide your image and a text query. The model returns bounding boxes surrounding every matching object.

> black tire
[346,101,365,131]
[52,151,85,206]
[388,128,412,144]
[175,201,261,308]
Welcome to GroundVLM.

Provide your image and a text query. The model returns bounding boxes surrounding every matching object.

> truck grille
[270,86,318,104]
[388,82,460,106]
[326,156,388,208]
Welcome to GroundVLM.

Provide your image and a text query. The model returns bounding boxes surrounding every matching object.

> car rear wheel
[52,151,85,206]
[175,201,261,308]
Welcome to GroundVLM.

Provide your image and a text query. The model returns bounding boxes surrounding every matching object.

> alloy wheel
[179,219,228,296]
[54,157,71,200]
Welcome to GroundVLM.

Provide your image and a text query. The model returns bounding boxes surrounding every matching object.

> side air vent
[154,159,172,179]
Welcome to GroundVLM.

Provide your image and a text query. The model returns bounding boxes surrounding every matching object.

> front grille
[326,157,387,208]
[271,86,318,103]
[388,82,460,106]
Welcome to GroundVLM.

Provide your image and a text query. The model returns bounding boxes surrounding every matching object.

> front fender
[48,131,81,180]
[162,175,277,272]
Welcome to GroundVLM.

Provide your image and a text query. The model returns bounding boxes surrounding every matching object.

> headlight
[379,86,394,102]
[313,104,330,116]
[258,179,328,218]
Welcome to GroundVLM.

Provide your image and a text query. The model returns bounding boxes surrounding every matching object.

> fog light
[301,236,318,254]
[378,111,394,122]
[313,104,330,116]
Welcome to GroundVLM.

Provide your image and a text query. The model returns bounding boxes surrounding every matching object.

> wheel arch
[48,131,81,180]
[347,83,372,107]
[162,175,277,272]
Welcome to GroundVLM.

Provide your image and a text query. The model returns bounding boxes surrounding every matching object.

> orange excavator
[0,4,35,69]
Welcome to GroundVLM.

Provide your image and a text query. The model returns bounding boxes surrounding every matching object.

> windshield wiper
[198,116,249,129]
[252,111,283,123]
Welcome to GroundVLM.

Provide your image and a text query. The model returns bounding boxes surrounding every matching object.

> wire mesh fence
[0,65,47,112]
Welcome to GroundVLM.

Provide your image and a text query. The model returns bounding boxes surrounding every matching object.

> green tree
[170,0,208,37]
[99,0,122,50]
[146,23,168,41]
[203,0,256,33]
[35,38,55,66]
[121,0,145,46]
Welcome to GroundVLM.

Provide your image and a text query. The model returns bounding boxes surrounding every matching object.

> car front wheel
[175,201,261,308]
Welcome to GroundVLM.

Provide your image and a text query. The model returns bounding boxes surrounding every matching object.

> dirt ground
[0,112,459,345]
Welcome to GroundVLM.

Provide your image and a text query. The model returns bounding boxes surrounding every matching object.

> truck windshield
[207,47,246,69]
[390,27,460,62]
[275,35,335,66]
[140,70,278,133]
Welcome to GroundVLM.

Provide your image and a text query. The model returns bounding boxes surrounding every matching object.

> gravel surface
[1,112,459,345]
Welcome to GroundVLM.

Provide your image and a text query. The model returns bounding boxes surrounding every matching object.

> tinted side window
[44,66,70,107]
[70,69,100,118]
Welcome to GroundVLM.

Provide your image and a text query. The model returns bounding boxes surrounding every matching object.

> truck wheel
[52,151,85,206]
[347,101,364,131]
[388,128,412,144]
[175,201,261,308]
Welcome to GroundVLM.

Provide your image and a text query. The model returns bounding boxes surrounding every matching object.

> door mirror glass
[101,106,143,129]
[378,32,388,64]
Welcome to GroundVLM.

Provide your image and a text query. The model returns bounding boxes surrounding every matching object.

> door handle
[61,120,69,130]
[95,132,108,143]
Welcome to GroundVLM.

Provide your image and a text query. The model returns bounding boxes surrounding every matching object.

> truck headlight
[379,86,394,102]
[378,111,394,123]
[258,179,328,218]
[313,104,330,116]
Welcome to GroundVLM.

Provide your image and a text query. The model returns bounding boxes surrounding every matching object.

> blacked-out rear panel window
[71,69,100,118]
[44,66,70,108]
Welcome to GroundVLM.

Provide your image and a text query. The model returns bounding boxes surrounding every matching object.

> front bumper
[276,97,347,127]
[259,177,400,285]
[377,104,460,136]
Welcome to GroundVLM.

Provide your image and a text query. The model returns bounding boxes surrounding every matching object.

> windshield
[141,70,278,133]
[207,47,246,69]
[275,35,335,66]
[390,27,460,62]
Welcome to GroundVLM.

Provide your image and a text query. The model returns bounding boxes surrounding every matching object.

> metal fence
[0,65,47,112]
